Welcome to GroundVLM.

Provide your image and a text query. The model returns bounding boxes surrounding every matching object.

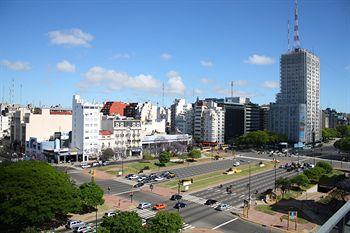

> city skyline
[0,0,349,112]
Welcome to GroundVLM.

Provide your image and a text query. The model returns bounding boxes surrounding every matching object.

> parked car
[103,211,116,218]
[138,176,148,182]
[153,203,166,210]
[75,225,91,233]
[154,176,165,181]
[81,162,91,169]
[204,199,218,205]
[92,162,99,167]
[138,202,152,209]
[215,203,229,211]
[66,220,85,229]
[233,161,240,166]
[128,174,139,180]
[170,194,182,201]
[102,161,109,166]
[134,182,144,188]
[174,202,187,209]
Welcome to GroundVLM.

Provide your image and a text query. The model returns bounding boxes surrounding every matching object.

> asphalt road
[167,157,247,179]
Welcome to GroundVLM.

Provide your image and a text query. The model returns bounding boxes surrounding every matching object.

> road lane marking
[212,218,238,229]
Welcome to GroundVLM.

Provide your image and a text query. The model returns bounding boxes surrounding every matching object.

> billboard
[298,104,306,143]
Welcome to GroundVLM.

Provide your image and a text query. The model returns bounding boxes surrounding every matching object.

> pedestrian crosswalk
[182,223,195,231]
[182,194,234,212]
[131,208,156,219]
[182,194,207,205]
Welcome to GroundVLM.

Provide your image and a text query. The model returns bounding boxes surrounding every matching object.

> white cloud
[262,81,279,89]
[200,60,213,68]
[56,60,76,73]
[78,66,161,91]
[1,59,31,71]
[244,54,275,65]
[201,78,212,84]
[161,53,172,61]
[112,53,131,59]
[47,28,94,47]
[213,86,255,98]
[193,88,203,95]
[230,80,248,86]
[166,70,186,95]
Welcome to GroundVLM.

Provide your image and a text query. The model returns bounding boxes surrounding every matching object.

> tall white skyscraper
[72,95,101,161]
[269,49,320,144]
[269,1,320,144]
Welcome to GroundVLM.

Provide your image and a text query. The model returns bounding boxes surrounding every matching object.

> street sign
[290,211,297,220]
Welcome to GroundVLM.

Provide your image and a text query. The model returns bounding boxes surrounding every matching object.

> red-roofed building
[99,130,114,150]
[101,101,128,116]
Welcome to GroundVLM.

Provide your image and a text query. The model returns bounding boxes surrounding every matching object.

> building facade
[170,99,193,135]
[269,48,321,144]
[72,95,101,161]
[101,116,142,158]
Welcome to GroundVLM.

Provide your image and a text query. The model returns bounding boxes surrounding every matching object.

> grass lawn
[255,205,276,215]
[281,214,309,224]
[160,162,274,191]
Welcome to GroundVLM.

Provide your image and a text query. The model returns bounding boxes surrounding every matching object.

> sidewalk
[241,206,317,232]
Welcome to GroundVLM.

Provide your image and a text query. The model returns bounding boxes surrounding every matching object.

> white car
[233,161,240,166]
[128,174,139,180]
[102,161,109,166]
[104,211,116,218]
[92,162,99,167]
[75,224,90,233]
[81,162,91,169]
[154,176,165,181]
[138,202,152,209]
[66,220,85,229]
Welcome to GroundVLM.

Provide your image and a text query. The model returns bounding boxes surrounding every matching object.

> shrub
[316,161,333,174]
[304,167,326,183]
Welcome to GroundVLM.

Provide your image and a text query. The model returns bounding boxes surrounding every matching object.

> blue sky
[0,0,349,112]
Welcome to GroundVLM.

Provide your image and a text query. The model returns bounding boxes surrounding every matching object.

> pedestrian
[108,186,111,194]
[219,184,223,189]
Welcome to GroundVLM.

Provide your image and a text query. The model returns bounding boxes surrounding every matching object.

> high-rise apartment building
[72,95,101,161]
[170,99,193,135]
[269,49,320,144]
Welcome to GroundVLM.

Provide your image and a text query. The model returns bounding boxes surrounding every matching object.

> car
[204,199,218,205]
[75,225,91,233]
[102,161,109,166]
[137,176,148,182]
[215,203,229,211]
[92,162,99,167]
[154,176,165,181]
[72,222,86,231]
[133,182,144,188]
[174,202,187,209]
[233,161,240,166]
[81,162,91,169]
[128,174,139,180]
[66,220,85,229]
[103,211,116,218]
[170,194,182,201]
[138,202,152,209]
[153,203,166,210]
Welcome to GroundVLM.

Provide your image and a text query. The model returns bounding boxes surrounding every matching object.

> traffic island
[240,205,317,232]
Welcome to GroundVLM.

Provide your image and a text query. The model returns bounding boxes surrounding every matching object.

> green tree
[100,211,144,233]
[188,149,201,159]
[304,167,326,183]
[290,174,310,188]
[0,161,80,232]
[147,211,183,233]
[159,151,171,164]
[322,128,339,141]
[316,161,333,174]
[79,182,104,211]
[276,177,291,197]
[235,130,288,148]
[334,137,350,156]
[336,125,350,138]
[101,148,114,161]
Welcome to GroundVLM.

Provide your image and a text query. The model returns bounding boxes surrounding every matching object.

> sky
[0,0,349,112]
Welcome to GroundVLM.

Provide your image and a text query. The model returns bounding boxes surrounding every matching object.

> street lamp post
[248,161,251,204]
[274,157,277,191]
